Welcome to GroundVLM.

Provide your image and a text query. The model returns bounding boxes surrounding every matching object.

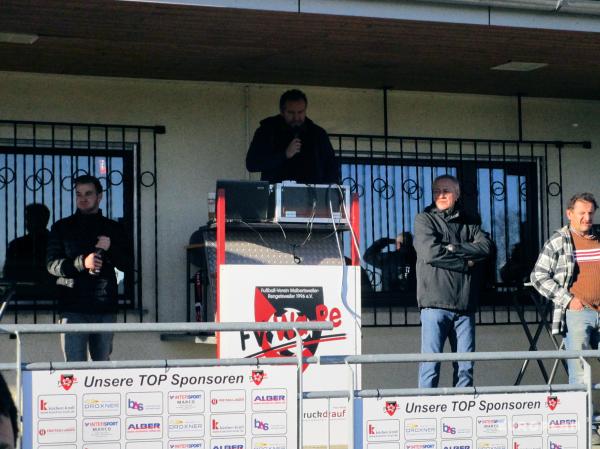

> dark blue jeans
[60,312,117,361]
[419,308,475,388]
[565,308,600,384]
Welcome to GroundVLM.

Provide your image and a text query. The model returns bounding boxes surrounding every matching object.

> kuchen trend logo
[243,286,345,370]
[385,401,398,416]
[58,374,77,391]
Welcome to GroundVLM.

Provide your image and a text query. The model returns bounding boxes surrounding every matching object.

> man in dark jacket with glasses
[414,174,493,388]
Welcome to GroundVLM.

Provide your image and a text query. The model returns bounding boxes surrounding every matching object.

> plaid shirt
[530,225,600,334]
[530,225,573,335]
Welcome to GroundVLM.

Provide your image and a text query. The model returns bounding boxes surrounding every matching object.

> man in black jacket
[414,175,493,388]
[246,89,339,184]
[47,175,128,361]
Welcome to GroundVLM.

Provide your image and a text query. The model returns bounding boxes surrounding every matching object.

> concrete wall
[1,70,599,389]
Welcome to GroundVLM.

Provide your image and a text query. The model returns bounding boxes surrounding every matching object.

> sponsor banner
[83,393,121,417]
[512,437,543,449]
[252,388,287,412]
[37,419,77,444]
[405,441,436,449]
[211,413,246,437]
[477,417,508,437]
[169,390,205,414]
[82,418,121,442]
[512,415,543,436]
[252,412,287,435]
[219,265,360,449]
[441,439,473,449]
[125,416,163,440]
[126,391,163,415]
[170,440,205,449]
[367,420,401,442]
[476,439,508,449]
[210,437,246,449]
[126,442,163,449]
[210,389,246,413]
[547,435,578,449]
[441,417,473,439]
[360,393,586,449]
[303,398,349,449]
[219,266,362,391]
[168,414,205,438]
[83,444,122,449]
[405,419,437,441]
[547,414,578,435]
[38,394,77,419]
[23,365,296,449]
[253,436,287,449]
[369,444,401,449]
[41,446,76,449]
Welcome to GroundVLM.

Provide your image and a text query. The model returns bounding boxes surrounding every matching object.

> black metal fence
[331,133,591,326]
[0,120,164,323]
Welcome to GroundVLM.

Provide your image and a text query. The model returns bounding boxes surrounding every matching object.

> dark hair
[279,89,308,111]
[74,175,103,194]
[25,203,50,226]
[567,192,597,210]
[0,374,18,445]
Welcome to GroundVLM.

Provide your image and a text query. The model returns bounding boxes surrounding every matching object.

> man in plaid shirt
[531,192,600,387]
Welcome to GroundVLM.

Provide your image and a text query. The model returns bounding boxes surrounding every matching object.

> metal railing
[1,322,599,449]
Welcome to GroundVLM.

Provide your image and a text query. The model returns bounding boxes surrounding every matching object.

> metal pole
[216,187,226,357]
[15,331,22,449]
[295,332,303,449]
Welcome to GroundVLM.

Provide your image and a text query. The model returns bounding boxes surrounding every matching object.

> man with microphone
[246,89,339,184]
[47,175,129,361]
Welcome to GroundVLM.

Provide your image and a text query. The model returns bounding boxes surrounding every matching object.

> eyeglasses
[432,188,455,196]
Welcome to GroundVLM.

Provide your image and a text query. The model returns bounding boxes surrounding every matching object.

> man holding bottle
[47,175,128,361]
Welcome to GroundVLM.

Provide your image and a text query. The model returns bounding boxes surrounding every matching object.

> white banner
[218,265,361,391]
[22,365,297,449]
[357,391,587,449]
[219,264,361,449]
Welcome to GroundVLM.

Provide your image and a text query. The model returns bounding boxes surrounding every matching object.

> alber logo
[39,400,48,411]
[443,424,456,434]
[254,419,269,431]
[128,399,144,411]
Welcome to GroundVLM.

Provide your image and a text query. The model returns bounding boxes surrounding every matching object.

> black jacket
[414,205,493,312]
[246,115,339,184]
[47,210,129,314]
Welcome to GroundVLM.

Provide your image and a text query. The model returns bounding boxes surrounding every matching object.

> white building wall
[1,70,599,388]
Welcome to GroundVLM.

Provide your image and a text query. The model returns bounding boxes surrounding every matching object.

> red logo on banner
[250,286,345,370]
[546,395,559,410]
[385,401,398,416]
[251,369,265,385]
[58,374,77,391]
